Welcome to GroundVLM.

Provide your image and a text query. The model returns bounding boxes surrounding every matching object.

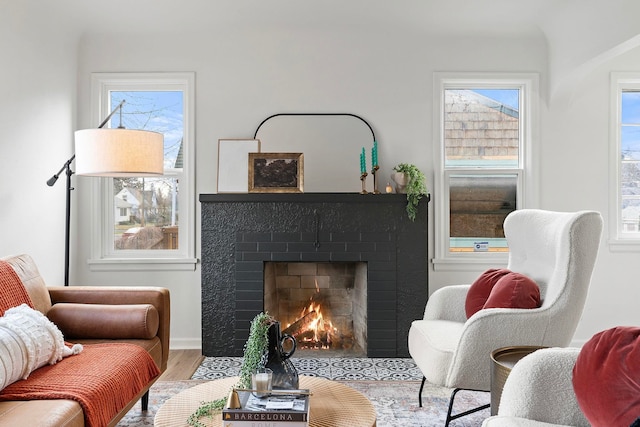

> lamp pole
[46,155,75,286]
[46,100,127,286]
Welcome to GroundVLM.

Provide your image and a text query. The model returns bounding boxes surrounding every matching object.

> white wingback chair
[408,209,603,425]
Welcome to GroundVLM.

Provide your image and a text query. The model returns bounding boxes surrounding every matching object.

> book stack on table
[222,390,310,427]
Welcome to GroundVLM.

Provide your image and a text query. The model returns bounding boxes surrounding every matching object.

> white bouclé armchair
[408,209,603,425]
[482,347,589,427]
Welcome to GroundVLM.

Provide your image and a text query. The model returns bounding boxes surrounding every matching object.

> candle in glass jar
[256,373,269,390]
[252,369,272,398]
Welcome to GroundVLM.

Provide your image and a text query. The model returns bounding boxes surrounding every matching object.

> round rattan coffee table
[154,375,377,427]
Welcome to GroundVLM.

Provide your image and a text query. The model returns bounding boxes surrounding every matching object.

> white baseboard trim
[169,338,202,350]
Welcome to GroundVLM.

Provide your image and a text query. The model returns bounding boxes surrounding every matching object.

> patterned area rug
[118,357,491,426]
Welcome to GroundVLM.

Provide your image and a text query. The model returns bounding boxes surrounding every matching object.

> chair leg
[418,376,427,407]
[141,390,150,411]
[444,388,490,427]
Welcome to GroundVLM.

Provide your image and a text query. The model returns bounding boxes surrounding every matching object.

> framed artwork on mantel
[248,152,304,193]
[217,139,261,193]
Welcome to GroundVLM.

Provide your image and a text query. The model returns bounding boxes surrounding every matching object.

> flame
[299,302,333,347]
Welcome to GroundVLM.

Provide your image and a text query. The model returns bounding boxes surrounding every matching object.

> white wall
[3,2,640,350]
[543,45,640,344]
[74,25,546,349]
[0,4,77,282]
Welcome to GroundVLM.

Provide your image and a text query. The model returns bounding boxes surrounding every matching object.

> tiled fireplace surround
[200,193,428,357]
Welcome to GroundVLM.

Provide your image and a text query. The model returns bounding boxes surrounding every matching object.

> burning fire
[302,303,334,345]
[283,300,337,349]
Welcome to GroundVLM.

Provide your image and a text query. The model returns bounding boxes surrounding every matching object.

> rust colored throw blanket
[0,261,34,314]
[0,343,160,427]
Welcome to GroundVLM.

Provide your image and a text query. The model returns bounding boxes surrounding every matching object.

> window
[87,72,196,270]
[433,73,538,270]
[610,73,640,251]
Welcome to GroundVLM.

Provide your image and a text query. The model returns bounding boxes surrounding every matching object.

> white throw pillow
[0,304,82,390]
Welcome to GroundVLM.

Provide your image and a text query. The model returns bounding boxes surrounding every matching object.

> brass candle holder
[371,165,380,194]
[360,172,368,194]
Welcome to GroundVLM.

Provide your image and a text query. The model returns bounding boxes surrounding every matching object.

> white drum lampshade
[74,128,164,177]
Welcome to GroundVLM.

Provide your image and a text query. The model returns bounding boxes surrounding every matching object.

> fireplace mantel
[199,192,429,357]
[199,192,427,203]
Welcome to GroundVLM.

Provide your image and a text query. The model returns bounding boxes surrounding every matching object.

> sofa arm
[497,347,589,427]
[48,303,159,339]
[47,286,170,371]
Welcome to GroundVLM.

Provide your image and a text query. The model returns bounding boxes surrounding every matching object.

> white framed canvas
[217,139,261,193]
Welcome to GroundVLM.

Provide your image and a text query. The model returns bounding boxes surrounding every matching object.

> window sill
[432,254,508,272]
[87,257,198,272]
[608,239,640,253]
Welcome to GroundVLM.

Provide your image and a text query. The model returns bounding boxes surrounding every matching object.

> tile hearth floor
[191,356,423,381]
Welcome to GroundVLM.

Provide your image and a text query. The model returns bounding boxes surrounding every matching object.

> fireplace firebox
[200,193,429,357]
[264,261,367,356]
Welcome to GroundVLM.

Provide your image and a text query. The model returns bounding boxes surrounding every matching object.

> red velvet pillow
[465,268,511,318]
[483,272,541,310]
[573,326,640,427]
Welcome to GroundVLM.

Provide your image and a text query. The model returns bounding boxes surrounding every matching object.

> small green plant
[187,312,274,427]
[393,163,428,221]
[238,312,274,388]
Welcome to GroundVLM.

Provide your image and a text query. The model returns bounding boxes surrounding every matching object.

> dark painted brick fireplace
[199,193,428,357]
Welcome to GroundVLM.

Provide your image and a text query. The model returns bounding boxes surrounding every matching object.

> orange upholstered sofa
[0,254,170,427]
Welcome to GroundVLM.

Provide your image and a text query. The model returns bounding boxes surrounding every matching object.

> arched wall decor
[254,113,376,142]
[254,113,377,193]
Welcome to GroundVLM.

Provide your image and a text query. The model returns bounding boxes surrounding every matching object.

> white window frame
[609,72,640,252]
[87,72,197,271]
[432,72,539,271]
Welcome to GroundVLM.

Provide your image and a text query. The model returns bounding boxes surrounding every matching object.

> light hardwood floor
[158,349,204,381]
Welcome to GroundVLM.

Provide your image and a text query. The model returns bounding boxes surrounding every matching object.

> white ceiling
[8,0,640,98]
[21,0,557,37]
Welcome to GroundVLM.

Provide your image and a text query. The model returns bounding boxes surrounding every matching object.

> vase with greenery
[392,163,428,221]
[187,312,274,427]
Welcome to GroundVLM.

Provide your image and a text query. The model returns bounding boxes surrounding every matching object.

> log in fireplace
[200,193,429,357]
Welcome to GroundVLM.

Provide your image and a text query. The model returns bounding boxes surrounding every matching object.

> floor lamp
[47,100,164,286]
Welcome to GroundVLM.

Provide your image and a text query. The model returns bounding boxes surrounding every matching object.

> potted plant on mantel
[392,163,428,221]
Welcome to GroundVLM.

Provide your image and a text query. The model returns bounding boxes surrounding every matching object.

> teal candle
[371,143,375,167]
[371,140,378,167]
[360,148,366,174]
[373,141,378,166]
